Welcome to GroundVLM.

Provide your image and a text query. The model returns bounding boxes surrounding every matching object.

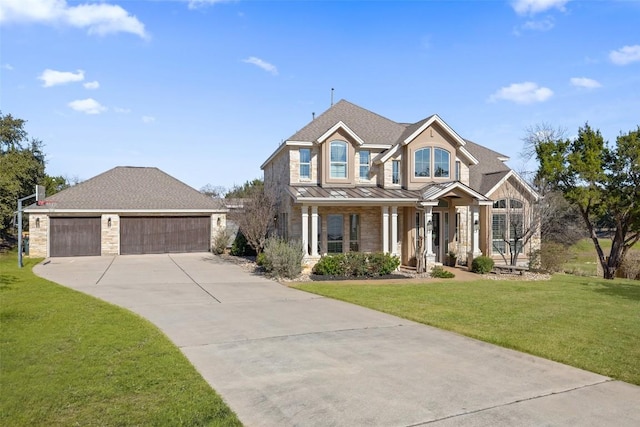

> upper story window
[414,148,430,177]
[434,148,450,178]
[330,141,347,179]
[359,150,370,180]
[392,160,400,184]
[299,148,311,179]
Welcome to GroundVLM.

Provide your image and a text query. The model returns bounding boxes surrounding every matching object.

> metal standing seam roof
[287,185,421,203]
[25,166,227,211]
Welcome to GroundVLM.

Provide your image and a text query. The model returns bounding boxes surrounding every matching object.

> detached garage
[25,167,227,258]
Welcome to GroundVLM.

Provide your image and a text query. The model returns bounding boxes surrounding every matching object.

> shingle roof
[288,185,420,204]
[463,140,511,195]
[26,166,226,211]
[287,99,406,146]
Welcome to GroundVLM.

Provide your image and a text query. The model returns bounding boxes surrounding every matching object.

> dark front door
[120,216,210,255]
[50,217,101,257]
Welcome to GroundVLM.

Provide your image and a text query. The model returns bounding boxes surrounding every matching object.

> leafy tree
[527,123,640,279]
[0,113,47,238]
[44,175,72,196]
[225,178,264,199]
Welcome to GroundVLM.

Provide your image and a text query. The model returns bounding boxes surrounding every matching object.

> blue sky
[1,0,639,191]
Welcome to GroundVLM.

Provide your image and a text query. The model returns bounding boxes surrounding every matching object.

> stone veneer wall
[101,214,119,255]
[211,213,226,249]
[28,214,48,257]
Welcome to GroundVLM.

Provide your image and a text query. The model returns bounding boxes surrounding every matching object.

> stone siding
[101,214,120,255]
[28,214,48,257]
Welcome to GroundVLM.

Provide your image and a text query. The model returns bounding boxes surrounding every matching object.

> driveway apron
[34,253,640,426]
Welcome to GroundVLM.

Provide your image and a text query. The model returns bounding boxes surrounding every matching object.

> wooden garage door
[50,217,101,257]
[120,216,210,255]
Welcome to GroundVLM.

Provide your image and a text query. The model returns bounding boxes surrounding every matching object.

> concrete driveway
[34,253,640,426]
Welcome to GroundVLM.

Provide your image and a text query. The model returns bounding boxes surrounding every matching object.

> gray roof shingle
[288,99,407,146]
[463,140,511,194]
[27,166,225,211]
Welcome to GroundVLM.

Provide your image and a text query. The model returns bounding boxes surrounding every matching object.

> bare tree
[200,184,226,199]
[233,182,277,254]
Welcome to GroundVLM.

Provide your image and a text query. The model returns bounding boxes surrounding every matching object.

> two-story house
[261,100,540,269]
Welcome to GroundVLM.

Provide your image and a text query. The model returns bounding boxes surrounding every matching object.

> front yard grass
[0,253,241,426]
[294,274,640,385]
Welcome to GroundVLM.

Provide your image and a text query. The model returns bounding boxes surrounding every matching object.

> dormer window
[434,148,450,178]
[330,141,348,179]
[414,148,431,177]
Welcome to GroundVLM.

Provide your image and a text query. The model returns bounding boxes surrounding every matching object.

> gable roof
[463,139,512,195]
[26,166,226,212]
[287,99,406,146]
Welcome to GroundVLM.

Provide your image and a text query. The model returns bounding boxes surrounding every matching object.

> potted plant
[447,251,457,267]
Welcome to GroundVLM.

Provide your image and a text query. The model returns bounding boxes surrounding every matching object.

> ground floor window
[492,212,524,255]
[349,214,360,251]
[492,214,506,254]
[327,214,343,253]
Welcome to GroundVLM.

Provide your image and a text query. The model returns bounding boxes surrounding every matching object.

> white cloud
[511,0,569,15]
[489,82,553,104]
[522,18,554,31]
[187,0,229,10]
[39,68,84,87]
[68,98,106,114]
[609,45,640,65]
[142,115,156,123]
[114,107,131,114]
[83,80,100,89]
[2,64,14,70]
[0,0,148,39]
[242,56,278,75]
[570,77,602,89]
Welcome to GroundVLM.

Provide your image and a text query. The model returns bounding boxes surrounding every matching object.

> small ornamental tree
[526,123,640,279]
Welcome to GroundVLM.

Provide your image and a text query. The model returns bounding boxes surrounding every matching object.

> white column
[311,206,319,257]
[301,206,309,256]
[471,205,481,256]
[391,206,398,256]
[425,206,434,257]
[382,206,389,254]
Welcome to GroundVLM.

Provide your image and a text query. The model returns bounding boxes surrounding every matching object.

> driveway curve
[34,253,640,426]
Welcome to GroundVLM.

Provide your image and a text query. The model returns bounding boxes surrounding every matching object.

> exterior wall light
[473,219,479,232]
[107,217,112,228]
[35,218,40,228]
[426,220,433,233]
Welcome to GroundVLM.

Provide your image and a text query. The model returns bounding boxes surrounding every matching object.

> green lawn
[295,275,640,385]
[0,253,242,426]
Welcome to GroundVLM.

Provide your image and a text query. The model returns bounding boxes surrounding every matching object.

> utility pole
[17,185,45,268]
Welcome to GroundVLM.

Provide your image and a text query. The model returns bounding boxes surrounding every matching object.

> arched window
[330,141,347,178]
[414,148,430,177]
[434,148,450,178]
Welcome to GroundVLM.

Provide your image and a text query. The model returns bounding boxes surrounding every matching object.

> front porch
[286,182,493,271]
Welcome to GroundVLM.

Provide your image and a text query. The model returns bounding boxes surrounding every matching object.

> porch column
[311,206,319,257]
[301,206,309,256]
[424,207,435,257]
[471,205,482,257]
[391,206,398,256]
[382,206,389,254]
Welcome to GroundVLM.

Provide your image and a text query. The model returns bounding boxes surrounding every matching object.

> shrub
[471,256,494,274]
[621,252,640,280]
[230,231,256,256]
[367,252,401,275]
[313,254,343,276]
[255,252,266,267]
[211,228,231,255]
[539,241,571,273]
[312,252,400,277]
[262,238,304,279]
[430,266,455,278]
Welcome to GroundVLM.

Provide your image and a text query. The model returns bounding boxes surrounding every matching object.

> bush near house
[212,228,231,255]
[471,256,494,274]
[261,237,304,279]
[313,252,400,277]
[430,266,455,278]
